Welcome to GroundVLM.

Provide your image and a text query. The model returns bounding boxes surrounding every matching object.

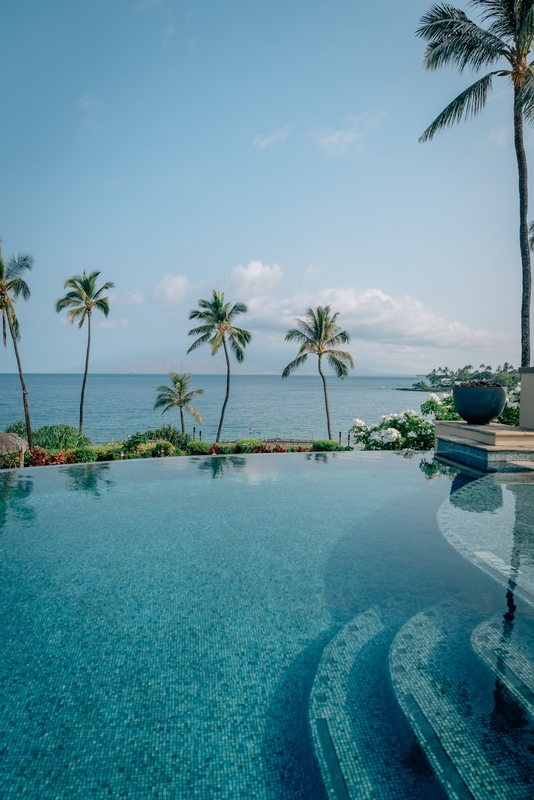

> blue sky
[0,0,530,374]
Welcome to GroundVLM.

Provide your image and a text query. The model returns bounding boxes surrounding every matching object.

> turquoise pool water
[1,453,534,799]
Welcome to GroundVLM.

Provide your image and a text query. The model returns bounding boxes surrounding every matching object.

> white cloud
[253,126,294,149]
[231,260,283,292]
[304,264,324,280]
[77,95,100,131]
[310,112,384,156]
[98,318,128,330]
[232,268,501,350]
[154,274,190,305]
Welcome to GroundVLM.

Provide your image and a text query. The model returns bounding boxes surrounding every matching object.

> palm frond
[326,353,351,379]
[282,353,308,379]
[8,276,31,301]
[419,72,499,141]
[184,404,203,424]
[187,332,212,353]
[67,306,87,328]
[7,253,34,281]
[517,64,534,120]
[94,298,110,316]
[329,347,354,365]
[417,3,508,71]
[228,335,245,363]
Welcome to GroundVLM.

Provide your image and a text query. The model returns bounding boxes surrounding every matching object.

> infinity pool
[1,453,533,799]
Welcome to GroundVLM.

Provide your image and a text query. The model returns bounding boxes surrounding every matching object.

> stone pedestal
[519,366,534,429]
[435,420,534,472]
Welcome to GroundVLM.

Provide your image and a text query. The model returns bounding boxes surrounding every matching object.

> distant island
[398,363,520,392]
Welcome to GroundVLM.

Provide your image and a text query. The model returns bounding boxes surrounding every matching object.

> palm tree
[187,290,251,442]
[282,305,354,440]
[56,270,114,432]
[0,242,34,449]
[154,372,204,433]
[417,0,534,367]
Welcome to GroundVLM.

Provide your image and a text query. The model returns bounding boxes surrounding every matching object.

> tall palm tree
[154,372,204,433]
[187,290,251,442]
[282,305,354,440]
[0,242,34,449]
[56,270,114,432]
[417,0,534,367]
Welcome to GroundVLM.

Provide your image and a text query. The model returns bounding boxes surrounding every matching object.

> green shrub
[312,440,343,451]
[146,426,191,451]
[151,441,175,457]
[235,438,262,453]
[71,446,96,463]
[6,420,28,439]
[6,422,91,451]
[174,448,185,457]
[0,453,19,469]
[123,432,148,452]
[350,411,434,451]
[187,441,211,455]
[217,443,236,454]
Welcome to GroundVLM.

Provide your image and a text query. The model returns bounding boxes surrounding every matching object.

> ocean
[0,373,430,444]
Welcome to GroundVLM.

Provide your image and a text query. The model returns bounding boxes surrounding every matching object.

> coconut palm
[417,0,534,367]
[56,270,114,432]
[187,290,251,442]
[282,305,354,440]
[0,242,34,449]
[154,372,204,434]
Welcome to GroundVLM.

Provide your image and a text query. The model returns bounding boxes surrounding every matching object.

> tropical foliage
[417,0,534,366]
[282,305,354,440]
[187,290,250,442]
[154,372,204,433]
[412,363,519,390]
[421,390,521,426]
[0,245,34,447]
[7,421,91,450]
[56,270,114,432]
[350,410,435,451]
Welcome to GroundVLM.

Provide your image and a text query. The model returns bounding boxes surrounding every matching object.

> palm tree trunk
[79,311,91,432]
[7,312,33,450]
[216,335,231,443]
[514,93,531,367]
[318,354,332,440]
[180,406,185,434]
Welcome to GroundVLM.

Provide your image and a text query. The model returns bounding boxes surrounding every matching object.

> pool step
[309,607,443,800]
[389,605,530,800]
[471,616,534,719]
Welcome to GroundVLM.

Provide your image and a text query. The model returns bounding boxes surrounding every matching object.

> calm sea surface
[0,374,430,444]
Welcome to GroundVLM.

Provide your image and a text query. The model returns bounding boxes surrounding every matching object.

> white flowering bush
[350,409,434,451]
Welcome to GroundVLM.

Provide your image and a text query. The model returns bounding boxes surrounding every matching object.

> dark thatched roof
[0,432,28,455]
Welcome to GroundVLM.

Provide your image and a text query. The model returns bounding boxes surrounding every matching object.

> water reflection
[446,474,534,739]
[60,463,115,496]
[0,471,35,532]
[198,456,247,479]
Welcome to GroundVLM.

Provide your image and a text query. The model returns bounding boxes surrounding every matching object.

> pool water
[1,453,533,799]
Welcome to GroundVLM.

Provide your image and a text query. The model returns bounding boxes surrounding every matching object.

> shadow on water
[261,633,333,800]
[59,463,116,496]
[0,471,34,532]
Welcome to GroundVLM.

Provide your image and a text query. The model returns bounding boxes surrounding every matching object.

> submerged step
[309,605,445,800]
[310,608,384,800]
[472,617,534,718]
[389,607,514,800]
